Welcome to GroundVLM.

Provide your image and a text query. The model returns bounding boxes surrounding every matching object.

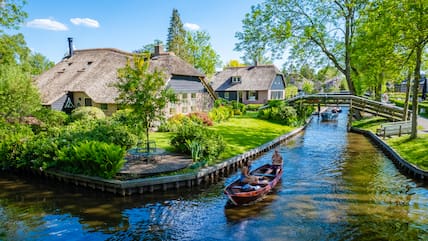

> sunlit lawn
[208,113,294,160]
[151,112,294,162]
[386,135,428,170]
[352,116,428,171]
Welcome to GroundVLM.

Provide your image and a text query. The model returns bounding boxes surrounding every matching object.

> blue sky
[11,0,271,67]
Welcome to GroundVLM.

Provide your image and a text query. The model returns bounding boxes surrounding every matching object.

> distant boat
[321,108,339,121]
[224,164,283,206]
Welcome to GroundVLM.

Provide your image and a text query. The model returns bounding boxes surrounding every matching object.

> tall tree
[236,0,367,95]
[362,0,428,138]
[115,54,177,152]
[184,30,220,77]
[166,9,187,59]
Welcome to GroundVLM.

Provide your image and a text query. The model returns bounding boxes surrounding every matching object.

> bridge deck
[287,94,410,121]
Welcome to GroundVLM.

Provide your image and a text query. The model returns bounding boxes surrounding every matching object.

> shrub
[209,106,233,122]
[61,119,137,149]
[171,122,225,162]
[0,123,34,169]
[158,114,188,132]
[257,104,299,126]
[56,140,125,179]
[187,112,213,126]
[34,107,69,127]
[246,104,263,111]
[71,106,105,121]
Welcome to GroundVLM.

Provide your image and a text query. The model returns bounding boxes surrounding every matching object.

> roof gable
[210,65,283,91]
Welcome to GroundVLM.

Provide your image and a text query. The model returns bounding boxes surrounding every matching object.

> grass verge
[352,116,428,171]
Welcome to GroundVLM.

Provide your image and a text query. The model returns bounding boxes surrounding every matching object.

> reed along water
[1,107,427,240]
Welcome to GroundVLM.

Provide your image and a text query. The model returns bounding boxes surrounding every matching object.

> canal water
[1,108,428,241]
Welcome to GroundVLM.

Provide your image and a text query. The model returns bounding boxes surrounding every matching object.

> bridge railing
[286,93,411,121]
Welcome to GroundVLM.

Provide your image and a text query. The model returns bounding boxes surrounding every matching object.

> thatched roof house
[35,43,215,116]
[210,65,286,104]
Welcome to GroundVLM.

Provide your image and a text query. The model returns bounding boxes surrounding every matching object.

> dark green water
[1,108,428,241]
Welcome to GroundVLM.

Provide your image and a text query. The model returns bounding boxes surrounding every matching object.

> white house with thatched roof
[35,42,215,116]
[210,65,286,104]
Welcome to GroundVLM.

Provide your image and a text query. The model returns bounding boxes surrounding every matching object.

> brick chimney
[154,44,164,56]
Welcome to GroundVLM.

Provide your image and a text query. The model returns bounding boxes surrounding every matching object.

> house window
[224,92,230,100]
[191,106,197,112]
[100,103,108,110]
[247,91,258,101]
[231,76,241,84]
[182,93,188,99]
[84,98,92,106]
[191,93,197,99]
[271,91,283,100]
[182,106,188,113]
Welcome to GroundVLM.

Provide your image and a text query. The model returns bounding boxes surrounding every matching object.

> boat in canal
[321,107,339,121]
[224,164,283,206]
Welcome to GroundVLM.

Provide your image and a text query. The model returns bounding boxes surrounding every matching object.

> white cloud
[184,23,200,31]
[26,19,68,31]
[70,18,100,28]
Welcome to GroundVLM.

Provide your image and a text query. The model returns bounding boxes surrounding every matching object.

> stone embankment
[351,127,428,181]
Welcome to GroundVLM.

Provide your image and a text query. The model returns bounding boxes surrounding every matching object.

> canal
[1,108,428,241]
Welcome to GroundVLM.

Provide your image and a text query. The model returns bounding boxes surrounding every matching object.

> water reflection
[1,108,428,240]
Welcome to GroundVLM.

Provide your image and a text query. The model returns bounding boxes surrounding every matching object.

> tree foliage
[235,5,272,65]
[115,54,177,151]
[166,8,187,59]
[357,0,428,138]
[224,59,246,68]
[184,30,220,76]
[0,0,27,31]
[236,0,368,94]
[0,64,41,123]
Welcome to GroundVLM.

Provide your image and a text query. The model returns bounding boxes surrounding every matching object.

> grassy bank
[352,117,428,171]
[151,112,294,161]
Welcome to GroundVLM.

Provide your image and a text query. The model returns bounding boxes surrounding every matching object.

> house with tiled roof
[210,65,286,104]
[35,39,215,116]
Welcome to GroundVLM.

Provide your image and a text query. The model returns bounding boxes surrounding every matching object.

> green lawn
[352,116,428,171]
[208,114,293,160]
[386,135,428,170]
[151,112,294,162]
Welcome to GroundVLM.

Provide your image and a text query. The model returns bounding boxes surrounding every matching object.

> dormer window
[231,76,241,84]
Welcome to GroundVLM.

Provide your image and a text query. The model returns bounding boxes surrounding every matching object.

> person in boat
[240,161,268,185]
[269,148,283,175]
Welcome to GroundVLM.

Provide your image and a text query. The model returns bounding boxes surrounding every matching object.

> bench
[376,121,412,138]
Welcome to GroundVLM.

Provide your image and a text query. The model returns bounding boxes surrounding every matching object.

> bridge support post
[317,103,321,115]
[347,99,353,132]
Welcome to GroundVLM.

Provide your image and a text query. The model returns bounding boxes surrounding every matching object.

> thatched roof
[210,65,283,91]
[35,48,204,105]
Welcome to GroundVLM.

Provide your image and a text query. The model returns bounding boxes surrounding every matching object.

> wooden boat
[224,164,283,206]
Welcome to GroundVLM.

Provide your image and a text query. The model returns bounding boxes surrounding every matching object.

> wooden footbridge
[287,93,411,121]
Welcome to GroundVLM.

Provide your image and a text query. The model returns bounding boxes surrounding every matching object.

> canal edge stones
[16,117,313,196]
[351,127,428,181]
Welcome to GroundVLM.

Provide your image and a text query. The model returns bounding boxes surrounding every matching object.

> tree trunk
[146,120,150,153]
[403,71,411,121]
[410,46,422,139]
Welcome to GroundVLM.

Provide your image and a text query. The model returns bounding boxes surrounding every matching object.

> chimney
[68,37,74,57]
[154,44,164,56]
